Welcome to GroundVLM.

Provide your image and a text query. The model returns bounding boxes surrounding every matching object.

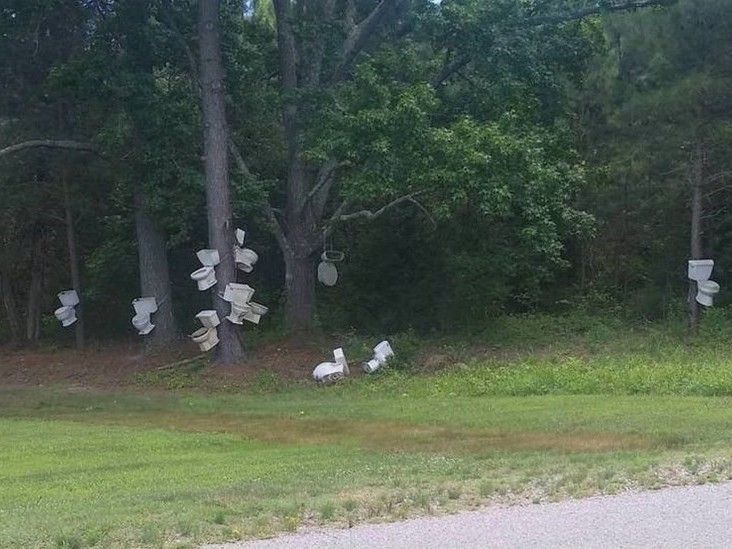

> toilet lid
[317,261,338,286]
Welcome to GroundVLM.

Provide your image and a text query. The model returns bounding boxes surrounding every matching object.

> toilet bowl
[227,301,250,325]
[697,280,720,307]
[58,289,79,307]
[242,302,268,324]
[190,267,216,291]
[132,297,158,316]
[191,326,219,351]
[362,340,395,373]
[191,249,220,291]
[234,247,259,273]
[54,305,77,327]
[132,313,155,335]
[195,309,221,328]
[312,361,346,383]
[321,250,345,263]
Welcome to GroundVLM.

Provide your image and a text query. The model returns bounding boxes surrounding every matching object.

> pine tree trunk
[0,269,22,344]
[284,249,316,334]
[688,142,704,335]
[25,227,43,344]
[198,0,245,363]
[134,188,177,346]
[62,169,84,348]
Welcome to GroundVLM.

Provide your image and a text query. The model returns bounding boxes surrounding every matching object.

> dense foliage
[1,0,728,347]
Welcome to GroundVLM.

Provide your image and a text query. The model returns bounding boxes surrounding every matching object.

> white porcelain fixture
[688,259,715,281]
[191,326,219,351]
[697,280,720,307]
[190,249,221,291]
[54,306,77,327]
[132,297,158,316]
[333,347,349,375]
[362,340,395,373]
[195,309,221,328]
[223,282,255,304]
[58,289,79,307]
[312,361,346,383]
[234,247,259,273]
[242,302,268,324]
[317,261,338,286]
[132,313,155,335]
[235,228,246,247]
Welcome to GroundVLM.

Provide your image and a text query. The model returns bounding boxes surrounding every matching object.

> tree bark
[688,141,704,335]
[62,169,84,348]
[0,269,22,344]
[25,226,44,344]
[284,250,317,334]
[134,187,177,346]
[198,0,245,363]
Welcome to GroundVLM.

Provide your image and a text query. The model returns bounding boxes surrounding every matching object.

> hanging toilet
[234,247,259,273]
[235,228,246,247]
[242,302,268,324]
[132,297,158,316]
[58,290,80,308]
[688,259,720,307]
[227,301,250,325]
[223,282,255,304]
[54,305,77,327]
[195,309,221,328]
[132,313,155,335]
[190,249,220,291]
[697,280,720,307]
[191,327,219,351]
[317,250,344,287]
[54,290,79,327]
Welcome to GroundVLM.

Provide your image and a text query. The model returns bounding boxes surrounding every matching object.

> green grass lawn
[3,315,732,548]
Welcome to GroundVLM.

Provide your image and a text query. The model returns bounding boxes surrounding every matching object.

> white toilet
[234,247,259,273]
[190,249,220,291]
[362,340,395,373]
[242,302,268,324]
[58,290,79,307]
[697,280,720,307]
[688,259,720,307]
[54,305,77,327]
[195,309,220,328]
[132,313,155,335]
[312,361,346,383]
[227,301,250,325]
[333,347,349,375]
[235,228,246,246]
[54,290,79,327]
[223,282,255,303]
[191,327,219,351]
[191,310,221,351]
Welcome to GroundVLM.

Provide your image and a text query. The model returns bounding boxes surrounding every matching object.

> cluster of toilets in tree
[54,228,268,353]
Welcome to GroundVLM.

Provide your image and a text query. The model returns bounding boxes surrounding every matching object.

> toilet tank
[688,259,714,281]
[58,290,79,307]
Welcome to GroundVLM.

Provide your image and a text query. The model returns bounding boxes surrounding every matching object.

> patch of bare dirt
[0,339,325,390]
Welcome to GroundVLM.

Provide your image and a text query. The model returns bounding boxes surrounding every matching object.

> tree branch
[0,140,101,158]
[332,0,405,82]
[336,191,429,223]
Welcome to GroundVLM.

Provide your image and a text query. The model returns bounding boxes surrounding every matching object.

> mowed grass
[3,314,732,547]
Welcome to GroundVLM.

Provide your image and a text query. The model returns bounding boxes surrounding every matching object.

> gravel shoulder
[206,481,732,548]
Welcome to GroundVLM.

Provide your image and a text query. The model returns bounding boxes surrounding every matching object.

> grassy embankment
[2,313,732,547]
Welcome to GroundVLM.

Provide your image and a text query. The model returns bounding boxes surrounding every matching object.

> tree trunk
[198,0,245,363]
[688,142,704,335]
[62,169,84,348]
[284,249,316,334]
[0,269,22,344]
[25,227,44,344]
[134,187,177,346]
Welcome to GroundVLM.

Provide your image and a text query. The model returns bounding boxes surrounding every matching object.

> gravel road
[205,481,732,548]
